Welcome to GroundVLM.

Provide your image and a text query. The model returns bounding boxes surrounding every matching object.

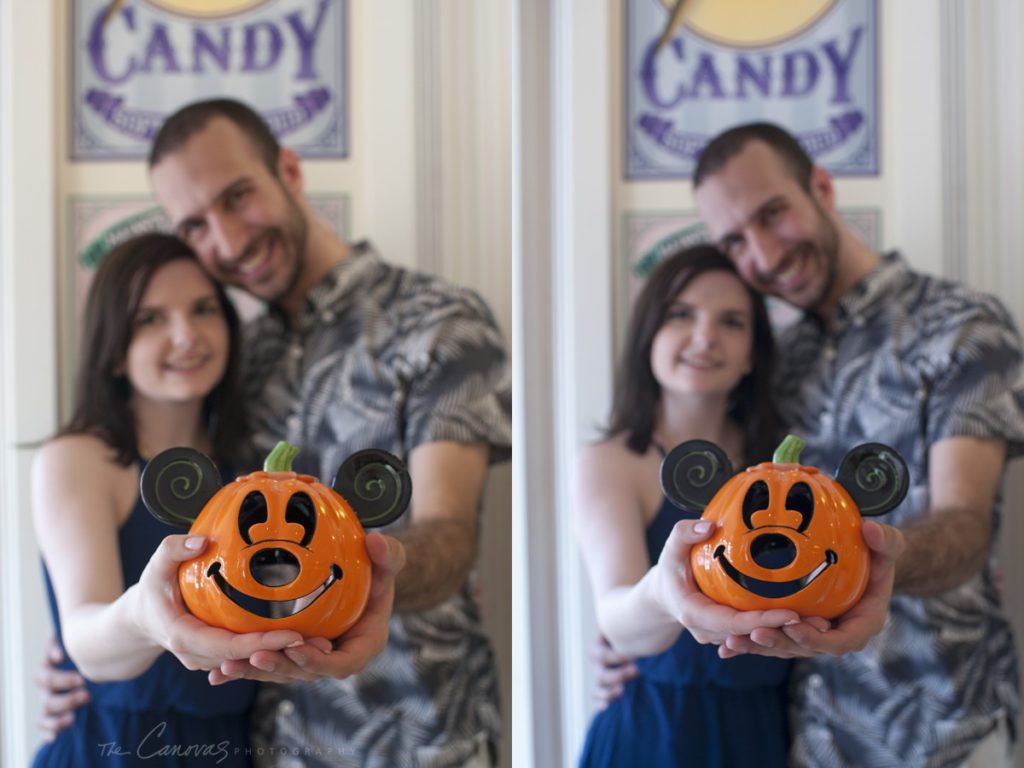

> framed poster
[625,0,879,179]
[71,0,348,160]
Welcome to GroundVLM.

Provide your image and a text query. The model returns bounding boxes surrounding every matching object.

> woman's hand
[129,534,307,671]
[648,519,801,646]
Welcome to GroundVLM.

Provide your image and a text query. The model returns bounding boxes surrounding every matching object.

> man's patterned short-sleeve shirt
[242,242,511,768]
[776,252,1024,768]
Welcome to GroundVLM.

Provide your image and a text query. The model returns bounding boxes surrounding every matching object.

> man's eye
[226,188,249,207]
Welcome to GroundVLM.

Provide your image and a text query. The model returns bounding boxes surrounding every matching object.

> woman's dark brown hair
[60,233,246,466]
[605,244,783,464]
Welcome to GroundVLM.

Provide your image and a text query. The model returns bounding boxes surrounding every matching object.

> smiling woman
[572,245,792,767]
[29,233,261,767]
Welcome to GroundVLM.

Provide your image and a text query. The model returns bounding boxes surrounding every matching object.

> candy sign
[71,0,347,160]
[626,0,878,178]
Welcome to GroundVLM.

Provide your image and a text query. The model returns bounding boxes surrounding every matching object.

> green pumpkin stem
[773,434,806,464]
[264,441,299,472]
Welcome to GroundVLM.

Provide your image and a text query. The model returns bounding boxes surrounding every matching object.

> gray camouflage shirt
[243,242,512,768]
[776,252,1024,768]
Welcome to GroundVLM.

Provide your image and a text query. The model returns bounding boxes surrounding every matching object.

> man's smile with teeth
[235,238,273,277]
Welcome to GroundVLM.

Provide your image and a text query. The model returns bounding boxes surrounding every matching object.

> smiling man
[691,122,1024,768]
[145,100,511,768]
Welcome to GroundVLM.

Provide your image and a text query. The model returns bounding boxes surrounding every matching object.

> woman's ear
[140,447,223,527]
[333,449,412,528]
[660,440,733,513]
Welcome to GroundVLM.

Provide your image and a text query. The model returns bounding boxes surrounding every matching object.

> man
[601,122,1023,767]
[43,99,512,767]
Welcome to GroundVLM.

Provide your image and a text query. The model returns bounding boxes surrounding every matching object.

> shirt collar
[267,240,379,332]
[828,250,908,334]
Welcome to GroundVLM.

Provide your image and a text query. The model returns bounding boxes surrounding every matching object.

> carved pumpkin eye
[286,492,317,547]
[238,491,268,545]
[741,480,770,529]
[786,482,814,532]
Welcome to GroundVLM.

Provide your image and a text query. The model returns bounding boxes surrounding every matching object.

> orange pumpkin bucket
[141,441,410,637]
[661,435,908,618]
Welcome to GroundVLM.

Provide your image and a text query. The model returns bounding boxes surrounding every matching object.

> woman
[575,245,791,767]
[32,233,262,766]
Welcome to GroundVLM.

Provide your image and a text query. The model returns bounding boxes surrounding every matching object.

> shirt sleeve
[924,292,1024,458]
[399,288,512,463]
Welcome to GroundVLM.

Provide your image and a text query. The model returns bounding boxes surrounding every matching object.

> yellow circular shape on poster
[661,0,838,48]
[143,0,272,19]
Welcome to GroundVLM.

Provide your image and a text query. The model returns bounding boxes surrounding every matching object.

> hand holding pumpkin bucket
[661,434,908,619]
[140,441,411,638]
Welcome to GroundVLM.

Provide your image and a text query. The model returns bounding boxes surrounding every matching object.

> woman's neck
[654,392,743,462]
[129,397,210,459]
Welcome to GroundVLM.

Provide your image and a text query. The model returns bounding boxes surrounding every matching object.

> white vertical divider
[513,0,557,763]
[552,0,613,765]
[0,2,57,765]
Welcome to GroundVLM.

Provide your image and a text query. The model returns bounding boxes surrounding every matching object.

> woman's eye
[134,311,160,327]
[195,300,222,317]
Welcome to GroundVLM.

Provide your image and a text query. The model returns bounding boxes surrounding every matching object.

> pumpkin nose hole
[750,534,796,570]
[250,548,300,587]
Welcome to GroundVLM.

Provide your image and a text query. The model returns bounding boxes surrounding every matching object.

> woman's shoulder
[578,434,655,483]
[33,433,124,483]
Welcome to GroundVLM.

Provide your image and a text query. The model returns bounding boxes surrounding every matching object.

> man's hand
[719,521,905,658]
[209,532,406,684]
[36,638,88,741]
[132,535,308,671]
[591,636,638,710]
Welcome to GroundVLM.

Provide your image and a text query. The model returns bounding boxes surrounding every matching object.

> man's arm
[393,440,489,613]
[895,435,1003,594]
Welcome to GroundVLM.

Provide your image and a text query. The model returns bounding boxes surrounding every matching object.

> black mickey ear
[835,442,909,517]
[333,449,412,528]
[140,447,223,528]
[660,440,733,513]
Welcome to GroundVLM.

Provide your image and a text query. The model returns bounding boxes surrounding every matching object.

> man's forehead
[695,143,799,229]
[149,125,257,218]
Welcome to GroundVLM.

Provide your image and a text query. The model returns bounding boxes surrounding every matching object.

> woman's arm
[573,442,688,657]
[575,441,804,658]
[32,436,167,681]
[32,436,307,682]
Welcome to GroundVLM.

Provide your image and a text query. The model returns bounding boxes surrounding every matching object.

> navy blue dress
[33,463,257,767]
[579,496,791,767]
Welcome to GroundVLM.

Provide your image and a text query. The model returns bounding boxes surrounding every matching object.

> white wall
[1,1,513,764]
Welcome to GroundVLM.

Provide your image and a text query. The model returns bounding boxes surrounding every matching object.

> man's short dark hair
[148,98,280,173]
[693,122,813,191]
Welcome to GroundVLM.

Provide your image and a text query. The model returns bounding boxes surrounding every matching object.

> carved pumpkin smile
[713,545,837,599]
[207,561,342,619]
[662,434,908,618]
